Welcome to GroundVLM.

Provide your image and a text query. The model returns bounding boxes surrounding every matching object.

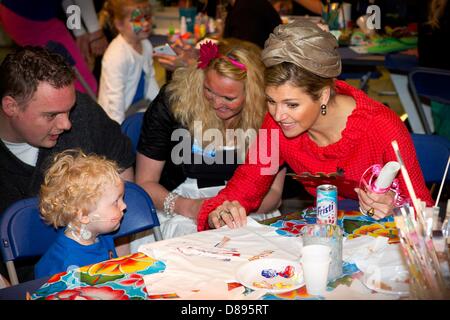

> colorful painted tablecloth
[264,207,399,244]
[31,209,397,300]
[32,252,166,300]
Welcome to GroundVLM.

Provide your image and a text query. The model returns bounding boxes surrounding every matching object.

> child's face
[116,3,152,42]
[88,180,126,235]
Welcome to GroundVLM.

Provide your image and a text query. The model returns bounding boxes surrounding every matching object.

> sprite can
[316,184,338,225]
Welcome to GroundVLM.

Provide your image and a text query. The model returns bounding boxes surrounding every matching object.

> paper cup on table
[301,255,331,296]
[301,224,343,281]
[302,244,331,259]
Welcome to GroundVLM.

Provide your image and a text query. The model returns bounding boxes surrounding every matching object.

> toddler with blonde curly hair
[35,149,126,278]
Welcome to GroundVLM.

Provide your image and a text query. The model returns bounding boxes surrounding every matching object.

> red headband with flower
[197,41,247,71]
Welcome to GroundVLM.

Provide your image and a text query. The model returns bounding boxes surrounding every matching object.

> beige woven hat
[261,20,341,78]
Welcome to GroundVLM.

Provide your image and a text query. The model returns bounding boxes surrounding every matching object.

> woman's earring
[80,224,92,241]
[320,104,327,116]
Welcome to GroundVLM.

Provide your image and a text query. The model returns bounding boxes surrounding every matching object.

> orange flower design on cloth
[47,272,65,284]
[347,222,399,244]
[80,252,158,276]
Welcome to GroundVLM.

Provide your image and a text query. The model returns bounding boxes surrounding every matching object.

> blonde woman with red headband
[132,39,285,248]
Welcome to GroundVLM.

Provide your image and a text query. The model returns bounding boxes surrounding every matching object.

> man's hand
[89,30,108,56]
[75,33,91,64]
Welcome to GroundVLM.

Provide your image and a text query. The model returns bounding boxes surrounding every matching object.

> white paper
[139,218,302,299]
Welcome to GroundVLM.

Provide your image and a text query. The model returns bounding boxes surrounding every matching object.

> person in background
[196,20,433,231]
[291,0,322,15]
[35,149,126,279]
[97,0,160,124]
[0,46,134,282]
[133,39,285,247]
[418,0,450,139]
[271,0,322,16]
[223,0,281,49]
[419,0,449,68]
[0,0,107,95]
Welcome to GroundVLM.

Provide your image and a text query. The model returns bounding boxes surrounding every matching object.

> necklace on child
[65,223,97,244]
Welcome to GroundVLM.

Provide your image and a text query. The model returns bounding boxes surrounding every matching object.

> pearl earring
[320,104,327,116]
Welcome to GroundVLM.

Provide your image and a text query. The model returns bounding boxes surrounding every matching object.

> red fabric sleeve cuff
[196,196,227,231]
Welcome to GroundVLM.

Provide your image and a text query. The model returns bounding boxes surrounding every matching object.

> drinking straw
[435,156,450,208]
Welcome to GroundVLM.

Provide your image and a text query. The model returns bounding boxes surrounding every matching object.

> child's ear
[114,18,125,33]
[77,209,90,224]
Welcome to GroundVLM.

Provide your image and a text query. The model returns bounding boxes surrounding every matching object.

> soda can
[316,184,338,225]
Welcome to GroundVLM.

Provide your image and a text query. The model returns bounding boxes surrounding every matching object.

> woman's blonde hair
[99,0,150,36]
[426,0,448,29]
[39,149,122,228]
[166,38,266,145]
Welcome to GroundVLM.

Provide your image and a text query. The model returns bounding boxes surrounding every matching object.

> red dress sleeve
[197,114,283,231]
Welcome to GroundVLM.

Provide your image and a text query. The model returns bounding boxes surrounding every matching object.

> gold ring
[367,207,375,217]
[219,210,230,219]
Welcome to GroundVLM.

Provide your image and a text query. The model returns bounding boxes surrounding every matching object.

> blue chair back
[0,181,161,284]
[0,198,58,263]
[120,112,144,155]
[408,67,450,134]
[411,133,450,184]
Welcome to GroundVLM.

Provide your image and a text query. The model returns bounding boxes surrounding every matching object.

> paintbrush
[435,156,450,208]
[391,141,427,229]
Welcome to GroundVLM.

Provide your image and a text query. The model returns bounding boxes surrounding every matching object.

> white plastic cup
[301,257,331,296]
[301,244,331,296]
[301,244,331,260]
[301,225,343,281]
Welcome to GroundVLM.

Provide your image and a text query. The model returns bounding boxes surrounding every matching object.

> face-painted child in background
[114,0,153,53]
[98,0,160,124]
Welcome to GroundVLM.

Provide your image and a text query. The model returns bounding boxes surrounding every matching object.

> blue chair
[111,182,163,241]
[411,133,450,184]
[408,68,450,135]
[121,112,144,155]
[0,182,162,285]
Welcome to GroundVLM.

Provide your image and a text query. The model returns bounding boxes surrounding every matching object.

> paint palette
[235,258,304,293]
